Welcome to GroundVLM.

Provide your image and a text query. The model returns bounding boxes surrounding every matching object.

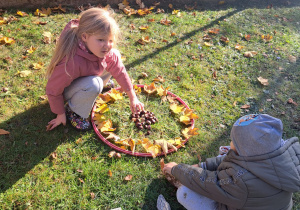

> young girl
[46,8,144,131]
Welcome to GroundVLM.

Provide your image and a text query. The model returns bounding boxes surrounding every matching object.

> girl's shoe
[65,105,92,131]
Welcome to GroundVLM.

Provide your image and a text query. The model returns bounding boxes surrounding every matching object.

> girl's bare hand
[46,113,66,131]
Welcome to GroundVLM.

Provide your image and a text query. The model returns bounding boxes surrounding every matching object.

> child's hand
[46,113,66,131]
[163,162,178,175]
[130,97,144,113]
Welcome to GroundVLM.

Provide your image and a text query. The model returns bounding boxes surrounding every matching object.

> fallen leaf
[76,138,83,144]
[220,36,229,44]
[15,70,31,77]
[104,132,120,142]
[148,18,155,22]
[43,31,52,44]
[219,1,225,4]
[16,10,28,17]
[160,18,171,26]
[203,34,211,41]
[0,129,10,135]
[78,178,84,183]
[244,34,251,41]
[108,89,123,101]
[235,44,244,51]
[261,34,273,42]
[124,174,133,181]
[287,98,298,106]
[77,169,83,173]
[154,139,177,156]
[108,150,116,158]
[139,25,149,31]
[90,192,95,199]
[153,75,165,83]
[26,46,37,54]
[50,152,57,160]
[168,4,173,8]
[170,103,185,114]
[241,104,250,109]
[96,94,111,104]
[97,120,116,132]
[170,32,176,36]
[208,28,220,34]
[144,83,157,94]
[108,170,112,177]
[244,51,258,58]
[181,127,199,139]
[204,42,213,47]
[160,158,165,171]
[94,103,109,113]
[288,55,296,63]
[257,76,269,86]
[156,85,169,96]
[30,62,44,70]
[0,36,15,45]
[93,113,106,124]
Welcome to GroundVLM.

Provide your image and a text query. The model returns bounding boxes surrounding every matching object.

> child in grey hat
[163,114,300,210]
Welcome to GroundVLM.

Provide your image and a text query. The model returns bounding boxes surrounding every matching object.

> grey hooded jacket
[171,137,300,210]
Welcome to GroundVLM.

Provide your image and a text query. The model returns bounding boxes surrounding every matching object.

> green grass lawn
[0,2,299,209]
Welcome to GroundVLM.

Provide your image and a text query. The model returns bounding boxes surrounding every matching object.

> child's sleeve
[171,163,247,209]
[105,49,133,92]
[199,156,226,171]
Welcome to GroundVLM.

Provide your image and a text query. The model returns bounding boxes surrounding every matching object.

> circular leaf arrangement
[91,84,199,158]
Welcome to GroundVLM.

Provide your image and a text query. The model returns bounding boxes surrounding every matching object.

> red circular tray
[91,85,195,157]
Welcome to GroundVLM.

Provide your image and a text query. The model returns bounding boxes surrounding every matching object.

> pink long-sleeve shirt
[46,46,132,115]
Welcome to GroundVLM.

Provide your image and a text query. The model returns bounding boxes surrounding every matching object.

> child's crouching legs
[177,185,218,210]
[64,76,103,118]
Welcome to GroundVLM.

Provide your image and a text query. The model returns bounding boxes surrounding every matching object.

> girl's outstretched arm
[126,88,144,113]
[46,113,66,131]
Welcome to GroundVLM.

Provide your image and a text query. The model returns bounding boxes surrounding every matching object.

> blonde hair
[46,8,119,78]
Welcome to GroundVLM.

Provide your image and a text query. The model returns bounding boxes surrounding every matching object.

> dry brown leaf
[108,150,116,158]
[288,55,296,63]
[78,178,84,183]
[90,192,95,199]
[0,129,10,135]
[244,51,258,58]
[50,152,57,160]
[160,158,165,171]
[287,98,298,106]
[124,174,133,181]
[241,104,250,109]
[153,75,165,83]
[257,76,269,86]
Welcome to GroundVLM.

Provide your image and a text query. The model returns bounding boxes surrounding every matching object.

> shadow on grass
[0,102,84,193]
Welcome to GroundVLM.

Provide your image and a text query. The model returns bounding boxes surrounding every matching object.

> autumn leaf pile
[93,84,199,158]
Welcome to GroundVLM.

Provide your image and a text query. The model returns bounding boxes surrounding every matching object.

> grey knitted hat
[230,114,283,157]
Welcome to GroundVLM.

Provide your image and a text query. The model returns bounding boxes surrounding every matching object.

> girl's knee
[87,76,103,95]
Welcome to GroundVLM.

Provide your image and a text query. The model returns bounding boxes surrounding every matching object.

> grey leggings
[63,76,103,118]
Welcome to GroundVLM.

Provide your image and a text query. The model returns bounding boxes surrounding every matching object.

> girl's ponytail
[46,25,78,78]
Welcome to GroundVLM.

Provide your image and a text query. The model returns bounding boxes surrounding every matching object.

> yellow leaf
[108,89,123,101]
[170,103,184,114]
[257,76,269,86]
[144,83,157,94]
[204,42,213,47]
[156,85,169,97]
[93,113,106,124]
[16,10,28,17]
[115,139,131,147]
[16,70,31,77]
[182,127,199,139]
[235,44,244,51]
[139,25,149,31]
[134,84,142,94]
[94,103,109,114]
[26,46,36,54]
[43,31,52,44]
[148,145,161,158]
[167,95,177,103]
[96,94,111,104]
[261,34,273,42]
[154,139,177,156]
[0,129,10,135]
[97,120,116,132]
[30,62,44,70]
[76,138,83,144]
[172,9,180,15]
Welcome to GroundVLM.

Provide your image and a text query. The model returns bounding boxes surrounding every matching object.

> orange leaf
[160,18,172,26]
[0,129,10,135]
[160,158,165,171]
[124,174,133,181]
[168,4,173,8]
[108,170,112,177]
[244,34,251,41]
[144,83,157,94]
[122,0,129,6]
[181,127,199,139]
[148,18,155,22]
[208,28,220,34]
